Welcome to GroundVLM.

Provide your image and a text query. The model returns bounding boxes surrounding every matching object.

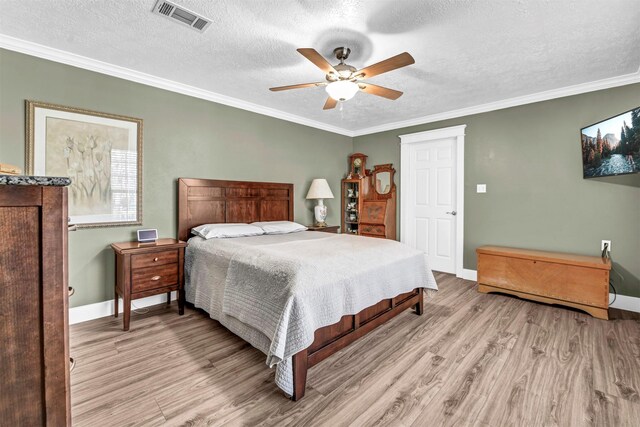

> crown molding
[1,34,639,139]
[353,70,640,137]
[0,34,355,137]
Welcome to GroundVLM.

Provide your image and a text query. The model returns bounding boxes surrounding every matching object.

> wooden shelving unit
[341,178,367,234]
[340,154,397,239]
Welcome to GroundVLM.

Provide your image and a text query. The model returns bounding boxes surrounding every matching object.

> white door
[404,137,457,273]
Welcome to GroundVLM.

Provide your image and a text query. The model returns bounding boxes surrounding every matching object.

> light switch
[477,184,487,193]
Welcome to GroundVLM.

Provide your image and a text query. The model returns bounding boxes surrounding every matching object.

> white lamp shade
[306,179,334,199]
[325,81,359,101]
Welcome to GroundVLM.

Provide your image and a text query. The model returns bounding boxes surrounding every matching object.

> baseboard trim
[609,294,640,314]
[69,291,177,325]
[461,269,478,281]
[69,282,640,324]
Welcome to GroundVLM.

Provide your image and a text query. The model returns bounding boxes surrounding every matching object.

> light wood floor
[70,273,640,426]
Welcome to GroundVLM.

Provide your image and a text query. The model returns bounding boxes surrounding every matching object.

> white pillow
[251,221,307,235]
[192,223,265,239]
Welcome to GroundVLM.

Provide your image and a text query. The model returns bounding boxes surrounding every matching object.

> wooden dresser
[477,246,611,319]
[0,179,72,425]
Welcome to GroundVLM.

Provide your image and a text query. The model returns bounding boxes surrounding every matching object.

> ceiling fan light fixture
[269,48,414,110]
[326,80,359,101]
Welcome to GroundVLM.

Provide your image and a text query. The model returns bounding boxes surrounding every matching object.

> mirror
[372,164,395,196]
[375,171,391,194]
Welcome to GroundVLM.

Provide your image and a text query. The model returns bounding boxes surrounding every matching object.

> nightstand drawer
[131,250,178,269]
[132,264,178,292]
[360,224,385,236]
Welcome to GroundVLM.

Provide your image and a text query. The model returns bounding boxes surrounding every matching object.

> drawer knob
[151,275,161,281]
[153,257,159,262]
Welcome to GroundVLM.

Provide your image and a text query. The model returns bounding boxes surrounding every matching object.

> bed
[178,177,437,400]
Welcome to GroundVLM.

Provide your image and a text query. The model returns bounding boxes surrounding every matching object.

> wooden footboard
[291,288,424,400]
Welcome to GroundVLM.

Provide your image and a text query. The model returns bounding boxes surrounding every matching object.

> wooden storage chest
[476,246,611,319]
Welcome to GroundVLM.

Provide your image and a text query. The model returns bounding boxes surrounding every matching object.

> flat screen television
[581,107,640,178]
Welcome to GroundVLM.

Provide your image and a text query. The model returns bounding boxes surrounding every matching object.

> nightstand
[111,238,188,331]
[306,225,340,233]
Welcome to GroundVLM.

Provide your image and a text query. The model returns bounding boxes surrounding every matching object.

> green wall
[354,83,640,297]
[1,47,638,304]
[0,49,352,307]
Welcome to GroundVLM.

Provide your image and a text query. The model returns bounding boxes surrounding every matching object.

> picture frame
[26,100,143,228]
[580,106,640,179]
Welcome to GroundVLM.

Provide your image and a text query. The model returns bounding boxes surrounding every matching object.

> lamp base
[313,221,327,227]
[314,200,328,227]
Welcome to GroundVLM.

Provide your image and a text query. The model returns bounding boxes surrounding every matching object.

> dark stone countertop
[0,175,71,186]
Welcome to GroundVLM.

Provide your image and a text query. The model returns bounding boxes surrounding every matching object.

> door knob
[446,211,457,216]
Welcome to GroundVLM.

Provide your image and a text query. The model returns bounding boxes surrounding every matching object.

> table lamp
[306,178,334,227]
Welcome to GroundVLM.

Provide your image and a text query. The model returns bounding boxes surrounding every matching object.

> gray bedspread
[185,231,437,395]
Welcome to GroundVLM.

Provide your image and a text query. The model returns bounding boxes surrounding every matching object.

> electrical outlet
[601,240,612,252]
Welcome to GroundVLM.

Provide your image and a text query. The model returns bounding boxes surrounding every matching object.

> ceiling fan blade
[355,52,415,79]
[323,97,338,110]
[297,48,338,75]
[359,83,403,100]
[269,82,326,92]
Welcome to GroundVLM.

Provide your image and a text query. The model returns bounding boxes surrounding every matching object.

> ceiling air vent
[152,0,212,33]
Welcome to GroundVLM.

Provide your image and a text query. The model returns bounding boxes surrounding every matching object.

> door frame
[399,124,466,278]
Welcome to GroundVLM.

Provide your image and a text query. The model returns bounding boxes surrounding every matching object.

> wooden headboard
[177,178,294,241]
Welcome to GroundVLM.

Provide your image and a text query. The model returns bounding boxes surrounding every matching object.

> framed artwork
[580,106,640,178]
[26,101,143,228]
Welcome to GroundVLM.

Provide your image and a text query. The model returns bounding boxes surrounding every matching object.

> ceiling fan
[269,47,415,110]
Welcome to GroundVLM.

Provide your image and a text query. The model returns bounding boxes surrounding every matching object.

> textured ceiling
[1,0,639,134]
